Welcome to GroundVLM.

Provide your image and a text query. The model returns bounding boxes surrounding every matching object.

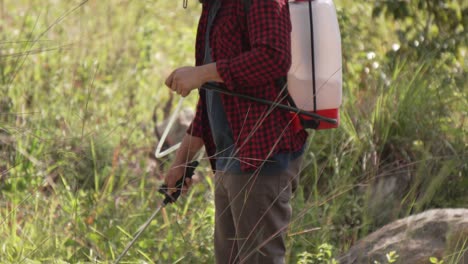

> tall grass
[0,0,466,263]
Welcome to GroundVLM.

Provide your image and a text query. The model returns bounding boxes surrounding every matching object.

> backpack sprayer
[287,0,342,129]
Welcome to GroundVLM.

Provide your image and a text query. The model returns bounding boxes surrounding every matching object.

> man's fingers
[182,178,191,194]
[180,87,191,97]
[173,80,179,95]
[166,66,201,97]
[185,178,192,188]
[164,175,179,195]
[167,182,177,195]
[167,176,191,195]
[165,70,176,88]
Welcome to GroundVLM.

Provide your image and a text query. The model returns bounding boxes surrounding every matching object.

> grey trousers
[214,156,303,264]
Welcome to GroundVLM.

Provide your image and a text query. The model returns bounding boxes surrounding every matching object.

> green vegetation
[1,0,466,263]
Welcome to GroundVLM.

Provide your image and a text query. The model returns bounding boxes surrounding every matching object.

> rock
[338,209,468,264]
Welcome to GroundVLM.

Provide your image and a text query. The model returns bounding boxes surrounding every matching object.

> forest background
[0,0,466,263]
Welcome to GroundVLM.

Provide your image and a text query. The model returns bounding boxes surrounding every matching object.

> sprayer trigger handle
[159,161,199,205]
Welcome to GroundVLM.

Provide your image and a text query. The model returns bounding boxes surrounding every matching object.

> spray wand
[114,160,199,263]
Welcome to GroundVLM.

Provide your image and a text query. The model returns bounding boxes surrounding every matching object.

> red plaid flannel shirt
[188,0,308,171]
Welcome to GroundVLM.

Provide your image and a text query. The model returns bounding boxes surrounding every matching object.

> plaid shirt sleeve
[216,0,292,91]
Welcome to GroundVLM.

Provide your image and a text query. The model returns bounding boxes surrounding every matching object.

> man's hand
[161,134,203,197]
[163,165,192,195]
[165,63,223,97]
[165,66,203,97]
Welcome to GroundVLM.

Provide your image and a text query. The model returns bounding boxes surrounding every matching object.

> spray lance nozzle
[158,160,199,205]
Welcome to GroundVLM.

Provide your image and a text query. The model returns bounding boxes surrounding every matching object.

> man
[164,0,308,263]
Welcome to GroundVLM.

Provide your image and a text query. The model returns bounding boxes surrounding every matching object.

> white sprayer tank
[288,0,342,128]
